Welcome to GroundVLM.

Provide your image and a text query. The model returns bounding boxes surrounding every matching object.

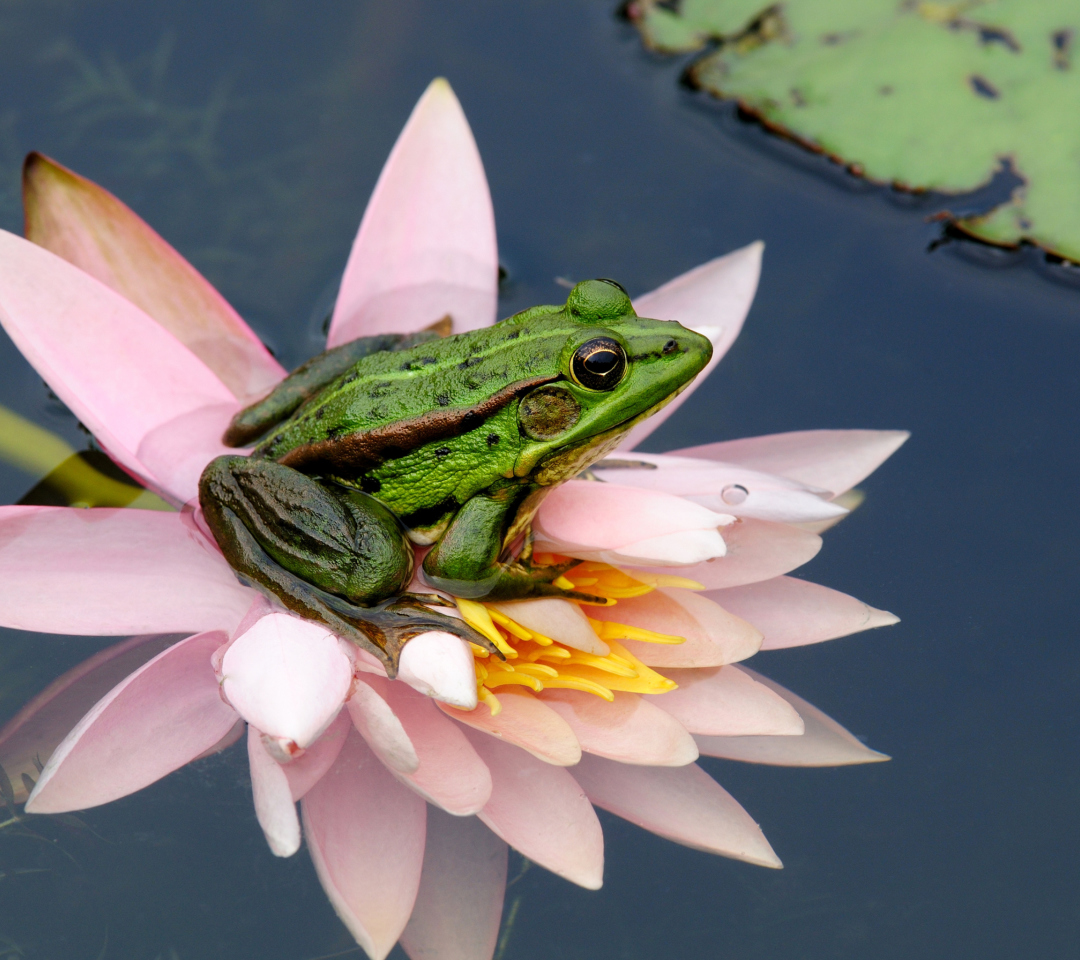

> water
[0,2,1077,958]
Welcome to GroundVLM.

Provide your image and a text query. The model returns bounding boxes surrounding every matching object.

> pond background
[0,1,1077,958]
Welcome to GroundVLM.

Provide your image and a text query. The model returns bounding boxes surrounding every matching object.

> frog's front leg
[199,456,496,673]
[422,487,602,602]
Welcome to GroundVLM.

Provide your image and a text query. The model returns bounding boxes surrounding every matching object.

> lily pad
[626,0,1080,260]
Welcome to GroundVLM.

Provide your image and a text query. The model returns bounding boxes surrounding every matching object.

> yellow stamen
[541,677,616,700]
[465,562,685,706]
[588,618,686,645]
[624,572,705,590]
[457,598,517,657]
[479,688,502,715]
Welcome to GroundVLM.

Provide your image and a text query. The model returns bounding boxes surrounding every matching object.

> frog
[198,279,713,674]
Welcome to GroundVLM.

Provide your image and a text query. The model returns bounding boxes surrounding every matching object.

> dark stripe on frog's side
[270,375,558,478]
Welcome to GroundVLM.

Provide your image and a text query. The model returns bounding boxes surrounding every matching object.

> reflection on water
[0,2,1077,960]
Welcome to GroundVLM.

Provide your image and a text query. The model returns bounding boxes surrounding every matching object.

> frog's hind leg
[199,456,497,674]
[224,328,443,446]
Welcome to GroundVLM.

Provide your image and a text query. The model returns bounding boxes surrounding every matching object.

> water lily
[0,78,905,960]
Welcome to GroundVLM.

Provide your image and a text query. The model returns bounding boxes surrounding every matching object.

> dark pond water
[0,2,1077,958]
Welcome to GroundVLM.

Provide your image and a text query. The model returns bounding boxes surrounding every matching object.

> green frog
[199,279,712,673]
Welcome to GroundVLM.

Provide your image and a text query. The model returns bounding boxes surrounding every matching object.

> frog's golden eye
[571,337,627,391]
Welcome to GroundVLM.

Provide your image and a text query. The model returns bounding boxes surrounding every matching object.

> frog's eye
[571,337,627,391]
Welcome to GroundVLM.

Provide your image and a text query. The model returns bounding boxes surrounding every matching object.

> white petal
[247,724,301,857]
[488,598,609,655]
[397,631,478,709]
[220,613,352,755]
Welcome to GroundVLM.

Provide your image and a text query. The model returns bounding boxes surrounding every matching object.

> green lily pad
[626,0,1080,260]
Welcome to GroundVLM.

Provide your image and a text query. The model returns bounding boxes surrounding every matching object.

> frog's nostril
[662,339,677,355]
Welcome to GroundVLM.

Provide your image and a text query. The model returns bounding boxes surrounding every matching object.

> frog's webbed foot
[320,593,501,673]
[479,557,606,604]
[224,328,444,447]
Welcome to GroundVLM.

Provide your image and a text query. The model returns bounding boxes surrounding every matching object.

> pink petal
[0,230,236,490]
[621,242,763,450]
[247,723,301,857]
[592,453,846,524]
[538,689,698,766]
[648,665,804,736]
[401,808,507,960]
[364,676,492,815]
[347,678,420,774]
[23,153,284,399]
[694,667,890,766]
[675,430,910,497]
[709,576,899,650]
[637,518,822,590]
[534,480,731,565]
[0,634,178,803]
[220,613,353,754]
[301,728,427,960]
[25,630,236,813]
[571,753,780,867]
[135,401,246,505]
[465,729,604,889]
[489,598,609,654]
[589,588,761,668]
[282,708,351,801]
[328,78,497,346]
[440,688,581,766]
[0,506,254,635]
[398,631,479,709]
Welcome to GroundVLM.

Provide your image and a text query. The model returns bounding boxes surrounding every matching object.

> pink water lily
[0,78,906,960]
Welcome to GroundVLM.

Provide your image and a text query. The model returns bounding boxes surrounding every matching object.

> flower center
[456,559,702,715]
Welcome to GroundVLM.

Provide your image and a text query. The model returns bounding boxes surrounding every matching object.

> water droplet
[721,484,749,505]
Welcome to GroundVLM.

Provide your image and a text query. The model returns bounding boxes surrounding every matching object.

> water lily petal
[571,753,780,867]
[0,633,179,803]
[329,78,497,346]
[589,588,761,668]
[592,453,846,524]
[621,242,763,450]
[347,678,421,775]
[0,230,236,489]
[221,612,353,755]
[365,675,492,816]
[465,729,604,890]
[694,667,890,766]
[23,152,284,399]
[649,665,804,736]
[247,723,301,857]
[302,728,427,960]
[0,506,255,636]
[398,631,479,709]
[440,688,581,766]
[488,598,609,655]
[26,630,235,813]
[534,480,731,565]
[709,576,899,649]
[538,689,698,766]
[136,402,247,505]
[401,808,507,960]
[283,709,352,801]
[675,429,910,497]
[637,518,822,591]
